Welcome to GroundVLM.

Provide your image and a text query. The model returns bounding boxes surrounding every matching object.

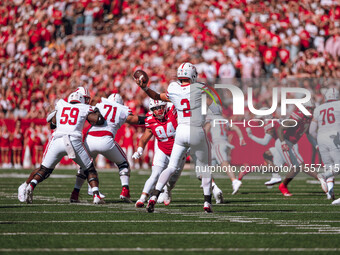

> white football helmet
[68,92,85,104]
[324,88,339,102]
[149,99,167,119]
[177,62,198,83]
[75,87,91,104]
[108,93,124,105]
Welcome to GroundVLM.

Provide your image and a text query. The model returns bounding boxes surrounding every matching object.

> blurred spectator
[1,0,340,168]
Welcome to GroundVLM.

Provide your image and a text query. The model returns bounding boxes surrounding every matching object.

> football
[133,69,149,85]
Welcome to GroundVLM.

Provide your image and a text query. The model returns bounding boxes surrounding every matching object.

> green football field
[1,168,340,254]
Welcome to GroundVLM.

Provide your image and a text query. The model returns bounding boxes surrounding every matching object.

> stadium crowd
[1,0,340,168]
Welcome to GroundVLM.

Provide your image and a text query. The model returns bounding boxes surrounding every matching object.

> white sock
[155,165,176,191]
[201,176,212,195]
[140,194,147,202]
[327,177,334,192]
[120,176,129,187]
[142,165,164,194]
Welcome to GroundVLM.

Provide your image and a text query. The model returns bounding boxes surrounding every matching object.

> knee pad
[34,165,54,180]
[263,151,273,161]
[118,161,130,177]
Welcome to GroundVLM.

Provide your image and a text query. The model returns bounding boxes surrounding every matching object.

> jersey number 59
[60,107,79,125]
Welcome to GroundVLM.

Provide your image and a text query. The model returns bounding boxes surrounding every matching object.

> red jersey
[145,105,177,156]
[264,120,280,140]
[284,109,312,144]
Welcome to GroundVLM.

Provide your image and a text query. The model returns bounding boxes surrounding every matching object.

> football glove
[132,147,144,159]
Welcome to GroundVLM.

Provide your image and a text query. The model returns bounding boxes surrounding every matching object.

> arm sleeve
[46,110,57,123]
[248,133,272,146]
[308,120,318,140]
[306,132,318,148]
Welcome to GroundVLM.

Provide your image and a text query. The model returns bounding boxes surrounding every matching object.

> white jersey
[210,117,229,144]
[54,99,93,138]
[313,100,340,143]
[166,81,206,127]
[88,97,131,138]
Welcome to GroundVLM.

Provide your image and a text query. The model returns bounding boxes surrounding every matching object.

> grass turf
[0,168,340,254]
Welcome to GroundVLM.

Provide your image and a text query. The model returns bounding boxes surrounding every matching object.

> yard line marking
[0,203,332,207]
[1,211,339,214]
[1,232,340,236]
[0,220,215,223]
[1,248,340,252]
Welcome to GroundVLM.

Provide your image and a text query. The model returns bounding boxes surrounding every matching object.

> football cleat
[120,187,132,203]
[18,182,28,202]
[265,177,282,186]
[93,194,105,204]
[135,199,145,208]
[88,185,106,199]
[146,196,157,213]
[331,198,340,205]
[25,185,33,204]
[203,201,213,213]
[317,174,328,193]
[212,186,224,204]
[70,190,80,203]
[157,192,165,204]
[158,186,171,206]
[232,180,242,195]
[279,183,292,197]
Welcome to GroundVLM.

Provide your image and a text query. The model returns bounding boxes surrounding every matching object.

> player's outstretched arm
[134,78,170,102]
[308,119,318,140]
[132,129,153,159]
[246,128,272,146]
[126,115,147,125]
[46,110,57,129]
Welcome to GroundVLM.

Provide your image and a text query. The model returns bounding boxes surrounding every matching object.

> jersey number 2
[60,107,79,125]
[181,99,191,117]
[320,107,335,125]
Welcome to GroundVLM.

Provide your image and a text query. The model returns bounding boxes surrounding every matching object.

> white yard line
[1,231,340,236]
[1,248,340,252]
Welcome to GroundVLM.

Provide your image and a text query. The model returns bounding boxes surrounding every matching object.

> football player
[133,99,184,207]
[135,62,222,213]
[245,108,282,186]
[70,93,146,203]
[18,91,105,204]
[205,112,245,194]
[275,101,327,196]
[310,88,340,202]
[133,100,224,206]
